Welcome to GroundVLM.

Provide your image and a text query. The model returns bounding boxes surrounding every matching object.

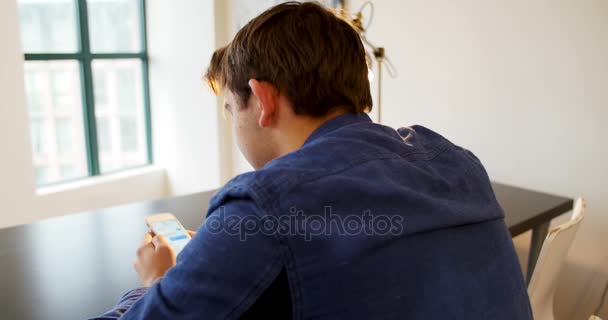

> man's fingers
[152,235,170,250]
[137,233,154,256]
[187,230,196,238]
[140,232,153,246]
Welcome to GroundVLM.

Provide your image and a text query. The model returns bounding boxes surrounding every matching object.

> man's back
[207,112,533,319]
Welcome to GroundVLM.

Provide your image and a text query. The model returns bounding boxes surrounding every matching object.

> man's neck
[275,108,349,157]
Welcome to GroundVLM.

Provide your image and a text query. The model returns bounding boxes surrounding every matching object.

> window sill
[36,165,166,196]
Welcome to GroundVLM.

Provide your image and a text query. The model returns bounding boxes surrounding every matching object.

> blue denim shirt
[92,112,532,319]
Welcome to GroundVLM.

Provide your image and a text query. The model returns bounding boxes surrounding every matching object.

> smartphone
[145,213,191,255]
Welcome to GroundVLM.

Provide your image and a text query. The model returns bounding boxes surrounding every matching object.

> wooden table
[0,182,572,319]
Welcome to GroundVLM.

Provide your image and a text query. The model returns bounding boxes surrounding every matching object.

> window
[17,0,152,186]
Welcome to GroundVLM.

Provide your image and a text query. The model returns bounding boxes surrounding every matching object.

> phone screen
[150,220,191,254]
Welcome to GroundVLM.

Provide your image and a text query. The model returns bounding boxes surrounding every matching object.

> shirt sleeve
[93,198,285,320]
[88,287,148,320]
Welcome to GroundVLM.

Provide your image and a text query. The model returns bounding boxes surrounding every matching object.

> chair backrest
[528,197,586,320]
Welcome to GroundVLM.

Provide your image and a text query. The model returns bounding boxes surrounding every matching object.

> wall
[0,0,40,228]
[349,0,608,318]
[147,0,224,194]
[213,0,242,183]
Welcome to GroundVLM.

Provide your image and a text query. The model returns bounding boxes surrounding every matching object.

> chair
[527,197,586,320]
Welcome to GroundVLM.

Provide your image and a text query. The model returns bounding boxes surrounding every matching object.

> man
[93,2,532,319]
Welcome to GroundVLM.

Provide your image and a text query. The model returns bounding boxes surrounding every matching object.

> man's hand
[133,230,197,287]
[134,233,177,287]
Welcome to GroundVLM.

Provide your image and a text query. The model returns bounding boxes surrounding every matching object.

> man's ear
[248,79,277,128]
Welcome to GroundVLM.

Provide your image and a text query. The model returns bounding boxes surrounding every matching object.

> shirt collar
[303,112,372,146]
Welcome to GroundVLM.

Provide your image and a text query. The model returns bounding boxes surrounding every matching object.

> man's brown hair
[205,1,373,117]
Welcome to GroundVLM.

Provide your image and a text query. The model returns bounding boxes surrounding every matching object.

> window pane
[96,117,111,152]
[24,61,89,185]
[51,70,74,112]
[87,0,141,53]
[55,118,74,155]
[24,69,44,112]
[93,69,108,105]
[35,167,49,185]
[92,59,147,173]
[119,117,137,152]
[30,119,48,155]
[17,0,78,53]
[59,164,77,179]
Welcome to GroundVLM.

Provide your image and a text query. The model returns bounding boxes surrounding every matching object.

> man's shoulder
[207,123,483,219]
[206,163,316,216]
